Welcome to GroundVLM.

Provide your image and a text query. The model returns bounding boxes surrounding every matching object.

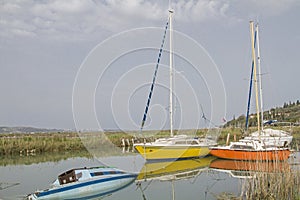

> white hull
[28,177,135,200]
[27,167,137,200]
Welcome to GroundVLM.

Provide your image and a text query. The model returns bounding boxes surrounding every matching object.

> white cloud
[229,0,300,21]
[172,0,230,22]
[0,0,229,41]
[0,0,299,41]
[249,0,299,15]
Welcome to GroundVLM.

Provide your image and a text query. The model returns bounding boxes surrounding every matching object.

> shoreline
[1,126,299,156]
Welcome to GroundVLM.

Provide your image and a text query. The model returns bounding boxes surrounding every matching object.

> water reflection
[137,156,216,181]
[136,157,216,200]
[1,152,299,200]
[209,159,290,179]
[0,151,92,166]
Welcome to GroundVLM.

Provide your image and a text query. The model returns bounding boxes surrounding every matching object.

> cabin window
[263,145,277,149]
[90,172,104,177]
[231,145,254,150]
[191,141,198,145]
[76,172,82,179]
[58,170,77,185]
[90,171,124,177]
[175,141,186,144]
[174,140,198,145]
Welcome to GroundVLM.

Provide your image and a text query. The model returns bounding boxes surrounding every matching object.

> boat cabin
[58,169,78,185]
[56,167,128,186]
[230,144,255,150]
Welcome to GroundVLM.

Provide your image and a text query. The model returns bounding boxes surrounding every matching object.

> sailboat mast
[169,9,174,137]
[256,23,264,130]
[250,21,261,133]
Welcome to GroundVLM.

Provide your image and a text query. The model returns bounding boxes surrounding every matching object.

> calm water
[1,151,299,200]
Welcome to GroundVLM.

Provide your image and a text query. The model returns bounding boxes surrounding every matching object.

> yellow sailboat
[134,9,216,161]
[134,135,215,160]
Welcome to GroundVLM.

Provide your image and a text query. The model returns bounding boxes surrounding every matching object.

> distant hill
[0,126,64,134]
[2,100,299,134]
[224,100,300,129]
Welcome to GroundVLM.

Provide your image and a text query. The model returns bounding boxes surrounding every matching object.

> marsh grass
[244,160,300,200]
[1,127,299,156]
[216,158,300,200]
[0,132,84,155]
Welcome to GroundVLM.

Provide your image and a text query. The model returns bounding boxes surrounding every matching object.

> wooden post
[226,133,230,145]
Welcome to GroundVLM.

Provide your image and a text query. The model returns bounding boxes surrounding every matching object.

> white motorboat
[26,166,137,200]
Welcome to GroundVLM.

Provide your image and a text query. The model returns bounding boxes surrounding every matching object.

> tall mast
[250,21,261,133]
[256,23,264,130]
[245,31,256,131]
[169,9,174,137]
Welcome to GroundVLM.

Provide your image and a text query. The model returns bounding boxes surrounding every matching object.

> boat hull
[209,148,290,161]
[27,174,136,200]
[134,145,210,161]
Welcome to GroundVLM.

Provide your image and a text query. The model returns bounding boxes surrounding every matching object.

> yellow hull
[134,145,210,160]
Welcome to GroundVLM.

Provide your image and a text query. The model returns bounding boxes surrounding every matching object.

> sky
[1,0,300,130]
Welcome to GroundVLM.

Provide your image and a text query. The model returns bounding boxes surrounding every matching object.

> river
[0,151,299,200]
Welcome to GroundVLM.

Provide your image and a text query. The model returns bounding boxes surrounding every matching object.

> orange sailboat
[209,140,290,161]
[209,21,291,161]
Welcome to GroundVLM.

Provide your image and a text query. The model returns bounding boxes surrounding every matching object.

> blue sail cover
[140,18,170,131]
[245,30,257,130]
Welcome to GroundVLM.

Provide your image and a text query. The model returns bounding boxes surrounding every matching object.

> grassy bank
[1,126,299,156]
[0,132,85,155]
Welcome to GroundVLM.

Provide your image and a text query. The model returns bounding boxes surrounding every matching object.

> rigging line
[136,179,153,193]
[200,104,218,128]
[0,182,20,190]
[136,182,148,200]
[189,169,205,184]
[140,18,170,132]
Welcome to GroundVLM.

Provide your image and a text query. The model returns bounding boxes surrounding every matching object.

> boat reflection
[136,157,216,200]
[209,159,290,179]
[137,156,216,181]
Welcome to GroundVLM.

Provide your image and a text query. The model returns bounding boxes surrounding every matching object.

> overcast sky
[1,0,300,130]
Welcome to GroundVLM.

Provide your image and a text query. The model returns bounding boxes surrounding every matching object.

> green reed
[244,160,300,200]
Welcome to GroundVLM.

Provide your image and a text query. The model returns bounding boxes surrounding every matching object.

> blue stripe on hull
[66,178,136,200]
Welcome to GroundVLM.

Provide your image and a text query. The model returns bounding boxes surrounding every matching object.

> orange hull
[209,149,290,161]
